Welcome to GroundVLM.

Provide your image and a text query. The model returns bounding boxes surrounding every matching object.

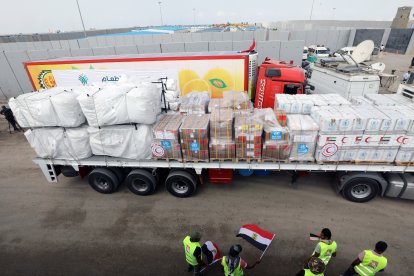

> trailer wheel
[165,170,197,198]
[88,168,120,194]
[342,178,379,203]
[109,167,125,183]
[126,169,157,196]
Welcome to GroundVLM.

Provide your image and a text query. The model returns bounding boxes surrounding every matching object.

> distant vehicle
[303,46,309,60]
[308,45,330,58]
[333,47,356,57]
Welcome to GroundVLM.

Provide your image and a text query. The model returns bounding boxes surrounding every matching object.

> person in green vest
[309,228,337,266]
[342,241,388,276]
[183,231,205,275]
[221,244,260,276]
[296,257,326,276]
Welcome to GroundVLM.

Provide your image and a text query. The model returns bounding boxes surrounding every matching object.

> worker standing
[296,257,326,276]
[0,105,22,132]
[308,228,337,267]
[183,231,205,275]
[221,244,260,276]
[342,241,388,276]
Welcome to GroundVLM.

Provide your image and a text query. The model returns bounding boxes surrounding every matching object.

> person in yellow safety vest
[342,241,388,276]
[221,244,260,276]
[309,228,337,266]
[296,257,326,276]
[183,232,206,275]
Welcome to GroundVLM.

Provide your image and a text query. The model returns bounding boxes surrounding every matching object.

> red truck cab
[254,58,306,109]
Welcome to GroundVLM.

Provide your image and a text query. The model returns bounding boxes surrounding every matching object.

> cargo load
[257,108,290,161]
[77,83,161,127]
[9,87,86,128]
[208,91,253,115]
[180,114,210,161]
[235,113,263,160]
[209,109,235,160]
[287,115,319,162]
[88,124,152,160]
[179,92,210,115]
[151,114,183,160]
[24,126,91,160]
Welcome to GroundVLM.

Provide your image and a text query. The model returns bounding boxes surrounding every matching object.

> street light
[158,1,164,26]
[193,8,196,25]
[332,7,336,20]
[309,0,316,21]
[75,0,87,38]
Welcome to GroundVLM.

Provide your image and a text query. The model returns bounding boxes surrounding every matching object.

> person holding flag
[307,228,337,267]
[221,244,260,275]
[183,231,206,275]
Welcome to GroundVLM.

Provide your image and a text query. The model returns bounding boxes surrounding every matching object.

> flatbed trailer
[33,157,414,203]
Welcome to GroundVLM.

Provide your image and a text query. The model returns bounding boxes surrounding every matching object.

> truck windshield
[318,50,330,54]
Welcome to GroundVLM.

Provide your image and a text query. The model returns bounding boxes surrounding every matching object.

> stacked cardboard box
[179,92,210,114]
[208,91,253,115]
[209,109,235,160]
[274,109,287,127]
[152,114,183,160]
[257,109,291,161]
[235,113,263,160]
[180,114,210,161]
[287,114,319,162]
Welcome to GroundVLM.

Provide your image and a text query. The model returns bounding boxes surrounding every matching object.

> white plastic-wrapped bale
[88,124,153,160]
[9,87,86,128]
[77,83,161,127]
[24,125,92,160]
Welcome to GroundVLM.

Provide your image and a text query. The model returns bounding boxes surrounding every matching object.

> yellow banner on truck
[25,51,258,98]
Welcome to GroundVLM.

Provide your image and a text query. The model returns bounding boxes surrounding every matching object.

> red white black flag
[236,224,275,251]
[201,241,221,264]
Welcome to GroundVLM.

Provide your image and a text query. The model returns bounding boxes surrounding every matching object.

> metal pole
[309,0,316,21]
[158,2,164,26]
[76,0,87,38]
[193,8,196,25]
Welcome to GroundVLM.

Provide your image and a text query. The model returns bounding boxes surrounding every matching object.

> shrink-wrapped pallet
[256,108,290,161]
[208,91,253,115]
[77,83,161,127]
[151,114,183,160]
[209,109,235,160]
[24,125,91,160]
[88,124,152,160]
[179,92,210,114]
[235,113,263,160]
[287,115,319,162]
[180,114,210,161]
[273,109,287,127]
[9,87,86,128]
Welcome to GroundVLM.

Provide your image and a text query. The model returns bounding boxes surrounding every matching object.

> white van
[303,47,309,60]
[308,45,330,58]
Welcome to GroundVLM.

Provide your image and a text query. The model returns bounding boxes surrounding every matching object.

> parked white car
[308,45,330,58]
[303,47,309,60]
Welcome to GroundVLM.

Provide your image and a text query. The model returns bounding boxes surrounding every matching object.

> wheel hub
[351,184,372,199]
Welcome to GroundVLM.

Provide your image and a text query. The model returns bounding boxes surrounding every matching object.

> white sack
[77,83,161,127]
[9,87,85,128]
[88,124,153,159]
[24,125,91,160]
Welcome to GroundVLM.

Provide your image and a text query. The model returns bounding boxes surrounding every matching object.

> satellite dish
[370,62,386,73]
[351,40,375,64]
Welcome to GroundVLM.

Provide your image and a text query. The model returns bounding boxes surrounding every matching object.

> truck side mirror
[310,85,315,91]
[265,68,281,78]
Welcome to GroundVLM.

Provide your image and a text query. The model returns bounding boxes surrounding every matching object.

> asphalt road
[0,121,413,276]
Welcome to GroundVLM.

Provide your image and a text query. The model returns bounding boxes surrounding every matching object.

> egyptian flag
[309,233,320,241]
[201,241,221,264]
[236,224,275,251]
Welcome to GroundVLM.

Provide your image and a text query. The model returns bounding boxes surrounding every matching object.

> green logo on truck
[209,78,227,89]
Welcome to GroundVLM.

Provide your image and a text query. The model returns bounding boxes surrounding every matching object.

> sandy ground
[0,118,413,276]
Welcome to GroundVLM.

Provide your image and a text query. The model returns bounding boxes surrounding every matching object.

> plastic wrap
[209,141,236,160]
[273,109,287,127]
[9,87,86,128]
[179,92,210,114]
[77,83,161,127]
[287,115,319,162]
[210,109,234,142]
[180,114,210,161]
[208,91,253,115]
[152,114,183,160]
[24,125,91,160]
[88,124,152,160]
[235,112,263,160]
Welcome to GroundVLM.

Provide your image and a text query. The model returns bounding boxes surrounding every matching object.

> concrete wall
[353,29,385,47]
[385,28,414,54]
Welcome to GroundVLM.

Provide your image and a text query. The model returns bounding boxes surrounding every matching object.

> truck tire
[342,178,379,203]
[88,168,120,194]
[109,167,125,183]
[126,169,157,196]
[165,170,197,198]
